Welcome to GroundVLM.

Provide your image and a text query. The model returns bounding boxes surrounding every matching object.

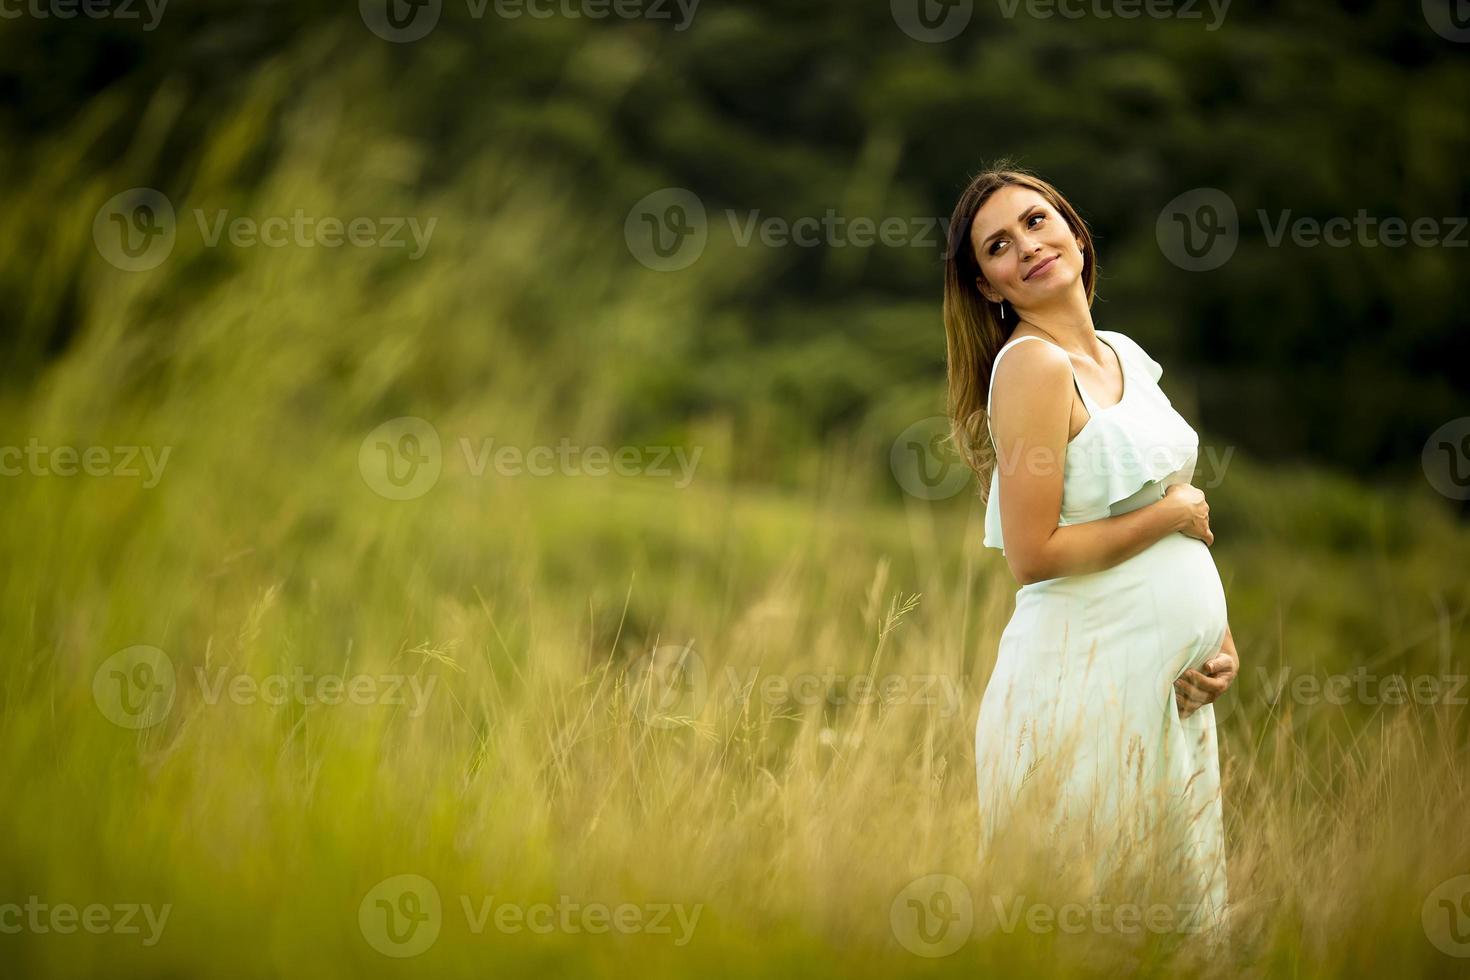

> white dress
[974,330,1229,933]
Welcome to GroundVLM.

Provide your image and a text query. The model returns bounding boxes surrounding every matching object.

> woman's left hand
[1175,625,1239,719]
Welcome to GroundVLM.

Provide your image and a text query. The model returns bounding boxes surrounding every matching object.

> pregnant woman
[942,164,1241,936]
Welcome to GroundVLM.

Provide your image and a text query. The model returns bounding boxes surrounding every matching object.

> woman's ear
[975,277,1000,305]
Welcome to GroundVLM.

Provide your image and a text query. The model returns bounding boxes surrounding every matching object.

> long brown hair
[943,161,1099,500]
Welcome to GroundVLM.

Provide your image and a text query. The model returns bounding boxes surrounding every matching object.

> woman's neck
[1014,293,1101,358]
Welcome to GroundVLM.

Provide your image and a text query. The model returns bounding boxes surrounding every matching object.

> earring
[998,299,1007,322]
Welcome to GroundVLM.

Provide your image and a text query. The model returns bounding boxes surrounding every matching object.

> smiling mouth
[1025,255,1058,281]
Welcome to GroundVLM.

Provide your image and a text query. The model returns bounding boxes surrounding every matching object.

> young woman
[943,163,1240,933]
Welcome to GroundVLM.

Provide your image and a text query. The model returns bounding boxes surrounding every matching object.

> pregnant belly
[1133,532,1229,677]
[1012,531,1228,689]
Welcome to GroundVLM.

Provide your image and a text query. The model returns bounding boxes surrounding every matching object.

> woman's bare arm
[990,341,1209,586]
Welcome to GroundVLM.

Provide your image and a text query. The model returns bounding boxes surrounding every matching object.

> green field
[3,27,1470,979]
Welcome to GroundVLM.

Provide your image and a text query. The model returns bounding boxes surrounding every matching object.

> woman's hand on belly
[1174,624,1240,719]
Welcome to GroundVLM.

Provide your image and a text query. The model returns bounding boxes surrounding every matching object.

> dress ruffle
[981,330,1196,554]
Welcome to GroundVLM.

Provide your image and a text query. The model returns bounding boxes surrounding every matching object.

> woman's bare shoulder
[991,336,1072,399]
[988,337,1074,432]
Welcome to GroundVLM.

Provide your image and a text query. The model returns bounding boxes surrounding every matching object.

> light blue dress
[974,330,1229,933]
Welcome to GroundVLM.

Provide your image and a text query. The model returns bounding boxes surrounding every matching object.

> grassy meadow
[3,37,1470,980]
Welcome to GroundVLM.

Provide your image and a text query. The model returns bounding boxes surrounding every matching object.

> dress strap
[987,335,1091,419]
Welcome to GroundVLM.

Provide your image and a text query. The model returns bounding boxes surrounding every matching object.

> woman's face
[969,184,1085,308]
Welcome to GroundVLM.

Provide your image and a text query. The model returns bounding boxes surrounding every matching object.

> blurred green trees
[1,0,1465,480]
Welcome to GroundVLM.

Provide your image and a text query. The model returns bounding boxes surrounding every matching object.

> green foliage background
[2,0,1467,479]
[1,3,1469,978]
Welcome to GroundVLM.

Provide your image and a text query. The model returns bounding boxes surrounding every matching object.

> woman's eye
[987,214,1045,255]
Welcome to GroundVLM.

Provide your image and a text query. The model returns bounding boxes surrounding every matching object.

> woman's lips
[1025,255,1058,280]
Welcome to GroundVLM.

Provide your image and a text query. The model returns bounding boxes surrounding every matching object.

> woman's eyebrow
[978,206,1038,248]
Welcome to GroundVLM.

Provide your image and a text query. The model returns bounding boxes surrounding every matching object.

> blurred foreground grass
[2,36,1469,978]
[2,401,1468,977]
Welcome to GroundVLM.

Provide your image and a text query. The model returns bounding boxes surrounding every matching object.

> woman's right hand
[1163,483,1213,546]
